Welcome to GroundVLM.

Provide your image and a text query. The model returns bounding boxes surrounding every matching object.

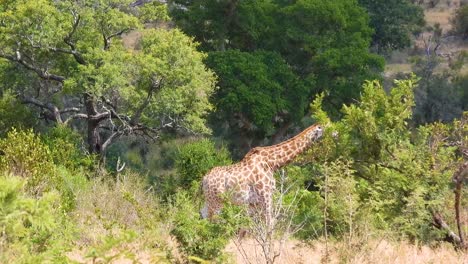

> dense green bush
[43,125,95,171]
[0,175,74,263]
[0,90,37,137]
[170,190,246,261]
[0,129,56,195]
[302,77,461,242]
[0,128,90,209]
[175,138,232,189]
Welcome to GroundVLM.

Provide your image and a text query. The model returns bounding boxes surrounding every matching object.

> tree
[451,4,468,39]
[305,77,464,243]
[205,50,308,148]
[0,0,216,156]
[270,0,384,109]
[358,0,425,52]
[170,0,384,141]
[169,0,276,52]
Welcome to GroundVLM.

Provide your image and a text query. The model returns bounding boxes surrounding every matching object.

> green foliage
[170,0,384,119]
[175,138,232,189]
[0,90,37,136]
[285,189,324,240]
[134,28,216,133]
[318,160,359,237]
[0,0,216,153]
[206,50,307,135]
[413,72,464,124]
[358,0,425,52]
[85,230,138,263]
[451,5,468,39]
[411,54,466,124]
[304,77,459,242]
[170,190,245,261]
[43,125,95,171]
[0,129,56,194]
[0,175,74,263]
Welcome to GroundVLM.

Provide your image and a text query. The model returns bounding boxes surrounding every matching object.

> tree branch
[64,113,89,124]
[131,77,163,124]
[101,130,123,153]
[0,50,66,82]
[103,28,129,50]
[63,13,87,65]
[453,161,467,249]
[432,212,462,246]
[19,95,63,123]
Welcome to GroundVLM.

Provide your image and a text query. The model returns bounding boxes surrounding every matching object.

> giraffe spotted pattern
[201,124,323,223]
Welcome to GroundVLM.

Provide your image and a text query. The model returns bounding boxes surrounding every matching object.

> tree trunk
[453,161,467,248]
[84,93,102,155]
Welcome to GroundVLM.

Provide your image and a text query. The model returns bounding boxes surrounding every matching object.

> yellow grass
[385,63,413,75]
[225,238,467,264]
[426,10,454,31]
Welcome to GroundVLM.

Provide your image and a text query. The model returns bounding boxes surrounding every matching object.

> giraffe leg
[259,191,273,228]
[207,197,222,220]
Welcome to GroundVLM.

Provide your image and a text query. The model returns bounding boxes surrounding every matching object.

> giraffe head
[304,124,323,142]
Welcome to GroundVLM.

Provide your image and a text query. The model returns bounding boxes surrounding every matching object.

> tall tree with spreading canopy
[358,0,425,52]
[0,0,216,156]
[170,0,384,144]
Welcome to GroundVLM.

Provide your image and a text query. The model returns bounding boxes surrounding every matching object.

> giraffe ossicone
[201,124,324,222]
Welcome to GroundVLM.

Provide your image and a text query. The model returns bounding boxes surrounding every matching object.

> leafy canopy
[170,0,384,121]
[305,77,462,240]
[0,0,216,153]
[358,0,425,52]
[206,50,308,135]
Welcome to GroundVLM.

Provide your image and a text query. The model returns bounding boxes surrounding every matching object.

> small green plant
[85,230,137,263]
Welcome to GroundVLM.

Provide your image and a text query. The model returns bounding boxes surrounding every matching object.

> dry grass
[226,238,467,264]
[426,10,454,31]
[385,63,413,75]
[66,174,175,263]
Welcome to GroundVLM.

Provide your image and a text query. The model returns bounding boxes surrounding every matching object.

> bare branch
[432,212,462,245]
[101,130,123,153]
[116,156,126,173]
[60,107,81,114]
[64,113,88,124]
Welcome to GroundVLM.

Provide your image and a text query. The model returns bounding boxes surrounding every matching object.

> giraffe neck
[262,130,313,170]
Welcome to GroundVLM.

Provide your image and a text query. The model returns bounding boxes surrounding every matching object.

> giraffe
[200,124,323,223]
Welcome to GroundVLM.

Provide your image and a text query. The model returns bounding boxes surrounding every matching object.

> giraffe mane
[239,124,321,161]
[264,124,321,149]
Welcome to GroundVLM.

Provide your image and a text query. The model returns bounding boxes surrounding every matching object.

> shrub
[175,138,231,189]
[451,5,468,39]
[170,190,244,261]
[72,173,163,246]
[0,175,74,263]
[0,90,37,136]
[0,129,56,194]
[43,125,95,171]
[309,78,459,242]
[286,190,324,240]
